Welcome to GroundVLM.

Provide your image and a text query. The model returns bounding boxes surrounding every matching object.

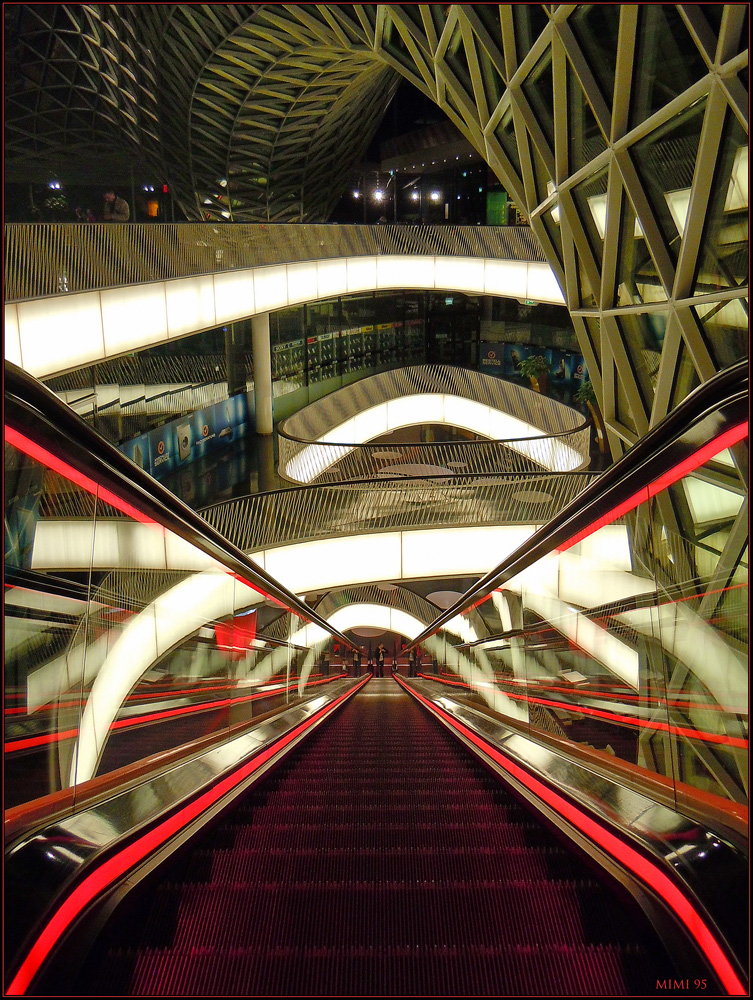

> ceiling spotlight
[430,190,441,202]
[374,189,384,201]
[411,191,419,201]
[353,190,361,199]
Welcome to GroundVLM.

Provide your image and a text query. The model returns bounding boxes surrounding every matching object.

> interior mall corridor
[72,679,672,997]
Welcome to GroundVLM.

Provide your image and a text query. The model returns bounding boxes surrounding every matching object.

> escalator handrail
[4,360,357,650]
[407,359,748,647]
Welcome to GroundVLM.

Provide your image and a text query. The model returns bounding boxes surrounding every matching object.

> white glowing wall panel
[164,529,225,572]
[376,255,436,289]
[100,284,168,357]
[442,395,491,436]
[285,261,318,304]
[353,406,388,442]
[31,521,219,572]
[264,533,404,594]
[683,477,745,523]
[31,521,97,571]
[484,259,528,298]
[325,604,424,640]
[527,263,565,304]
[164,275,216,339]
[8,256,563,379]
[316,259,347,299]
[346,256,378,292]
[253,265,289,312]
[15,292,105,378]
[387,393,444,429]
[570,524,633,570]
[213,270,255,324]
[435,256,486,293]
[4,305,22,367]
[401,526,537,579]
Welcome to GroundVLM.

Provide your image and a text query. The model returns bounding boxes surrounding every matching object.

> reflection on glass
[693,110,748,295]
[630,99,706,265]
[630,5,709,130]
[693,297,749,371]
[569,4,620,111]
[4,441,94,809]
[417,429,748,811]
[567,59,607,174]
[614,311,668,406]
[572,166,610,266]
[615,184,666,306]
[4,432,336,816]
[522,47,555,152]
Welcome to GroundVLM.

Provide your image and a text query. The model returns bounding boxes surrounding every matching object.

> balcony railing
[277,364,591,483]
[4,223,546,301]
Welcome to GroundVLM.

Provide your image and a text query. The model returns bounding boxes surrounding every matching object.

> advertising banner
[120,394,249,480]
[480,342,588,387]
[479,342,504,374]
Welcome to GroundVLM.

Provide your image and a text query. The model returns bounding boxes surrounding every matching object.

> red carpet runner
[75,680,671,995]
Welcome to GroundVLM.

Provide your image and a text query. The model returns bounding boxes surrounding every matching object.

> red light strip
[397,676,746,996]
[5,426,316,627]
[3,675,349,754]
[6,675,369,996]
[558,422,748,553]
[5,426,155,525]
[414,674,747,749]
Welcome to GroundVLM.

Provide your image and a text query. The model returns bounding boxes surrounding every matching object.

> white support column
[251,311,273,435]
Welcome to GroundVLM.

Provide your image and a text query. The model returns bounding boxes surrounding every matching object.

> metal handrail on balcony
[199,472,599,554]
[277,365,591,483]
[4,223,546,301]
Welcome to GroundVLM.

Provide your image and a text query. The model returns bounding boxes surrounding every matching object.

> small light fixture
[430,191,441,202]
[411,191,419,202]
[374,189,384,202]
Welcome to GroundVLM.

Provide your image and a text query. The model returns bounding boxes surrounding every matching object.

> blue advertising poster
[479,342,504,374]
[120,435,152,473]
[480,341,588,388]
[120,394,249,480]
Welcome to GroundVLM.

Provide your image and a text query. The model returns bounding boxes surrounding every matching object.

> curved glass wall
[408,421,748,819]
[4,376,355,818]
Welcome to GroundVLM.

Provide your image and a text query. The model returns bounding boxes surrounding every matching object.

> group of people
[351,644,421,677]
[75,189,130,223]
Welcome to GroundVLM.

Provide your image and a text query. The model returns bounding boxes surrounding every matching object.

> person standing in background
[102,189,130,221]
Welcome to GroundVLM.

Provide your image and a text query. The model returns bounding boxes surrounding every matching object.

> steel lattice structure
[5,5,748,429]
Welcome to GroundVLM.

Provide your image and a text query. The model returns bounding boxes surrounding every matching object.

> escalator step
[73,686,673,996]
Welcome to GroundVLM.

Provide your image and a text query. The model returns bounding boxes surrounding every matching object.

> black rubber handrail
[407,359,748,649]
[4,360,357,651]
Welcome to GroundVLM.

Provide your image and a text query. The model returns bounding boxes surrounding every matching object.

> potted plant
[518,354,550,394]
[575,378,608,454]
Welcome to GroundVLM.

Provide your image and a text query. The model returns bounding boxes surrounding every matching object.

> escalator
[4,359,748,996]
[71,679,671,997]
